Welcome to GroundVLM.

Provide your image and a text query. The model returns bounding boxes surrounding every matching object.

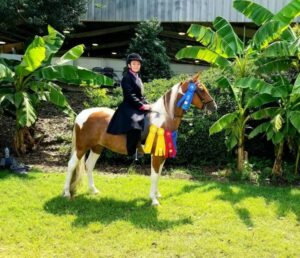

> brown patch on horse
[75,110,128,159]
[152,155,166,173]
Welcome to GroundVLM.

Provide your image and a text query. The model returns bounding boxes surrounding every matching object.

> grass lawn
[0,169,300,258]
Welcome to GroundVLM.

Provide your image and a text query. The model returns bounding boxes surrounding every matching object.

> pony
[63,73,217,205]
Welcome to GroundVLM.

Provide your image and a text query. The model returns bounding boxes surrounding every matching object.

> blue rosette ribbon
[177,82,196,111]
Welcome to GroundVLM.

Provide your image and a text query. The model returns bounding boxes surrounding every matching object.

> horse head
[180,73,217,113]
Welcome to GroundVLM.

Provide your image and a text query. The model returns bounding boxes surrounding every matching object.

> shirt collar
[129,69,139,78]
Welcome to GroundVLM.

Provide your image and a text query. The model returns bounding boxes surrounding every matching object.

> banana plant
[247,74,300,175]
[209,76,276,171]
[175,0,300,172]
[233,0,300,73]
[233,0,300,175]
[0,25,113,155]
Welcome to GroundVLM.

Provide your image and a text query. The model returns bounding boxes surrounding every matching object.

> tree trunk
[13,127,36,156]
[272,141,284,176]
[237,129,245,172]
[295,144,300,175]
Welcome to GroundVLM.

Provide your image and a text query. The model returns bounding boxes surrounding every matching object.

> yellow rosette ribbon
[143,125,158,153]
[154,128,165,156]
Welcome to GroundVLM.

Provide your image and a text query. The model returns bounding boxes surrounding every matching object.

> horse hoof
[151,199,160,206]
[90,188,100,195]
[62,191,71,199]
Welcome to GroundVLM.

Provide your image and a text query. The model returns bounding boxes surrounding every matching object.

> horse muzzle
[205,101,218,114]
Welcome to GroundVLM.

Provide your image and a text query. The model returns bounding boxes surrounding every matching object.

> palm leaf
[246,93,277,108]
[15,36,46,77]
[251,107,279,120]
[187,24,215,47]
[43,82,67,107]
[15,92,37,127]
[217,76,240,104]
[289,111,300,132]
[209,112,238,135]
[255,57,292,73]
[57,44,85,65]
[43,25,64,64]
[248,121,270,139]
[175,46,231,68]
[273,0,300,25]
[253,20,288,50]
[235,77,273,94]
[225,132,239,150]
[273,131,285,144]
[292,73,300,95]
[0,63,14,82]
[35,65,114,86]
[213,17,244,57]
[263,39,300,57]
[233,0,273,25]
[271,85,290,98]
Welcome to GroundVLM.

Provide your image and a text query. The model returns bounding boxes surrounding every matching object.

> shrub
[126,18,172,82]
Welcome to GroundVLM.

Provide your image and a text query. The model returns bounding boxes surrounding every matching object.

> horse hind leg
[86,146,103,194]
[63,151,79,198]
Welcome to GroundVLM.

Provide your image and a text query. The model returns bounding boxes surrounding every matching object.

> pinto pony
[63,74,217,205]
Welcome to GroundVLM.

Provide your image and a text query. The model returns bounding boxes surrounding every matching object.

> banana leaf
[15,36,46,77]
[175,46,230,68]
[57,44,85,65]
[34,65,114,87]
[233,0,273,25]
[213,16,244,57]
[209,112,239,135]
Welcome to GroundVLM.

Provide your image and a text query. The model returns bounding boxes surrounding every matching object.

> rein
[149,110,184,119]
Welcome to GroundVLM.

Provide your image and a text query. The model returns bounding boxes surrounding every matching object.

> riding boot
[126,129,141,156]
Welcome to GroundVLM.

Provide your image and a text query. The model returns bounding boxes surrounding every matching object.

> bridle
[194,87,215,106]
[149,82,214,119]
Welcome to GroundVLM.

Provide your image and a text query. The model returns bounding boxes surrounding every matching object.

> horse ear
[192,72,200,82]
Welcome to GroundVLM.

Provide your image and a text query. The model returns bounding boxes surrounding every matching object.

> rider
[106,53,151,156]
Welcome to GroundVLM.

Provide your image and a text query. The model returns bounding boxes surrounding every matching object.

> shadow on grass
[44,195,192,231]
[214,183,300,224]
[163,180,300,227]
[0,170,36,180]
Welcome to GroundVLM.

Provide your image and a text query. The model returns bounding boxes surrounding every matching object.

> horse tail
[69,126,86,197]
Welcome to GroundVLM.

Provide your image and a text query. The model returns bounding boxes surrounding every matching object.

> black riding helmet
[126,53,142,65]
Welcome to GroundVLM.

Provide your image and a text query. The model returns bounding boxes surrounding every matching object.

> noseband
[195,88,214,107]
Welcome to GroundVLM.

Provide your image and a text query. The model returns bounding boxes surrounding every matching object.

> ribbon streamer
[155,128,165,156]
[177,82,197,111]
[172,131,178,155]
[164,130,176,158]
[143,125,158,153]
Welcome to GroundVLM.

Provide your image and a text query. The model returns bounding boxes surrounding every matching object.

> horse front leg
[150,155,166,206]
[86,150,101,194]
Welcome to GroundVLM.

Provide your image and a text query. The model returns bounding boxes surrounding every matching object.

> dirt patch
[0,87,89,172]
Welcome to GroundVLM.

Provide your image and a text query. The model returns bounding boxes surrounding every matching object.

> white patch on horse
[63,151,79,198]
[150,98,167,127]
[150,83,181,126]
[75,107,105,129]
[149,157,166,206]
[86,150,100,194]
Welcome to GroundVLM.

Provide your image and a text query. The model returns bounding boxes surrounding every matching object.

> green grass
[0,170,300,258]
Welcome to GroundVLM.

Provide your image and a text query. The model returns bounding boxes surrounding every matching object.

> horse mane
[152,82,182,120]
